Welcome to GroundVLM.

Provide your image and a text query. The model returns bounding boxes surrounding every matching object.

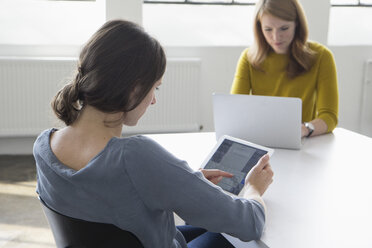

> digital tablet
[200,135,274,195]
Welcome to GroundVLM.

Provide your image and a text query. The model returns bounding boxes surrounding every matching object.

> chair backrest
[39,197,144,248]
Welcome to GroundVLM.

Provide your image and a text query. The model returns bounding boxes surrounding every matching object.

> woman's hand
[245,154,274,196]
[200,169,234,185]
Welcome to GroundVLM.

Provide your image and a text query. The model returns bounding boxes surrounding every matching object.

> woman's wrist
[302,119,328,138]
[302,122,315,137]
[244,184,260,196]
[301,124,309,137]
[243,185,266,213]
[304,122,314,137]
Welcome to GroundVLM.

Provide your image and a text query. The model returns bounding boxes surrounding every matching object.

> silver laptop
[213,93,302,150]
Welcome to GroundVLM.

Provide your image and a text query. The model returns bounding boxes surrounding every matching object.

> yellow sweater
[231,42,338,132]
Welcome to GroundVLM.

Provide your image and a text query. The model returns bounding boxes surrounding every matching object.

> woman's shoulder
[115,135,194,181]
[307,41,333,55]
[239,47,250,60]
[112,135,174,160]
[36,128,56,140]
[33,128,56,152]
[114,135,158,149]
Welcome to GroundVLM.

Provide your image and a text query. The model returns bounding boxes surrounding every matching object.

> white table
[146,128,372,248]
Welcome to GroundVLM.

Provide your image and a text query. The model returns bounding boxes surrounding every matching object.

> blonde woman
[231,0,338,138]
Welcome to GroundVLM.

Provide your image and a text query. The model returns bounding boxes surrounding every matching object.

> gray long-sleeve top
[34,128,265,248]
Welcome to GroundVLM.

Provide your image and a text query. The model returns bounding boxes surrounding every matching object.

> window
[143,0,372,46]
[1,0,371,50]
[143,2,255,46]
[0,0,104,46]
[331,0,372,6]
[328,0,372,45]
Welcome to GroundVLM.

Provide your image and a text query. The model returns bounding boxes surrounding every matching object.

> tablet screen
[203,138,269,195]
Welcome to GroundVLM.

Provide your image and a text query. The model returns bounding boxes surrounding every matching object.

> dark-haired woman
[231,0,338,138]
[33,20,273,248]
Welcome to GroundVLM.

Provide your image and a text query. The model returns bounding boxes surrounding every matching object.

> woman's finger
[209,176,223,185]
[203,169,233,178]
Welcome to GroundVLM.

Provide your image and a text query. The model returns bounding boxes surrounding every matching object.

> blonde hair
[248,0,316,78]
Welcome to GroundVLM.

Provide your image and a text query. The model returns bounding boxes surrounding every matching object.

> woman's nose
[273,30,280,41]
[151,96,157,105]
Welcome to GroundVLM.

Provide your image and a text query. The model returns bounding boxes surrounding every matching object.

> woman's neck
[71,105,123,138]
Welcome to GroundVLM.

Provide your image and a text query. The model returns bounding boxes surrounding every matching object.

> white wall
[332,46,372,133]
[301,0,330,45]
[104,0,142,24]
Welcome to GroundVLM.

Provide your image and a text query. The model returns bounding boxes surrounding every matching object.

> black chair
[39,197,144,248]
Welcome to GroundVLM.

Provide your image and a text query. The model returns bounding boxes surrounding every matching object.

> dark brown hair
[248,0,316,78]
[52,20,166,125]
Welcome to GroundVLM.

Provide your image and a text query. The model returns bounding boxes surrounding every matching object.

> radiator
[0,57,201,137]
[360,59,372,137]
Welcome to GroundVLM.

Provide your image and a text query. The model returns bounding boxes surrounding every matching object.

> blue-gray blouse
[34,129,265,248]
